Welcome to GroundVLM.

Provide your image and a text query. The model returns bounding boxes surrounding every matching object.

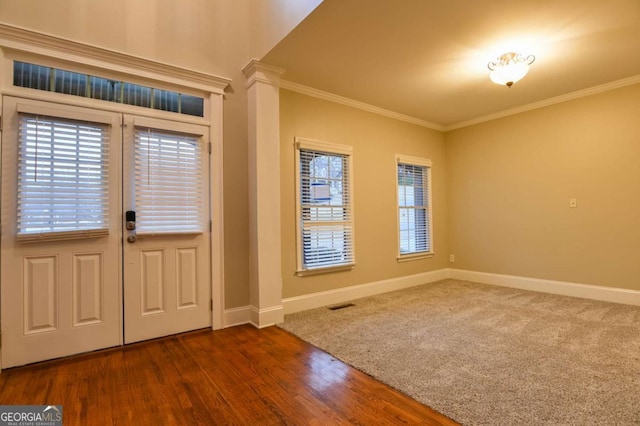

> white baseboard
[249,305,285,329]
[282,268,450,315]
[229,269,639,327]
[223,306,252,328]
[223,304,284,328]
[449,268,640,306]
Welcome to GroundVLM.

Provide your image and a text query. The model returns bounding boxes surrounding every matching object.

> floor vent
[328,303,355,311]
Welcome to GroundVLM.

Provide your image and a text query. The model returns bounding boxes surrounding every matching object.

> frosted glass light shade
[488,52,535,87]
[489,62,530,86]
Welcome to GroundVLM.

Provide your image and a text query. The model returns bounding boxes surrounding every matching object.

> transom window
[13,61,204,117]
[295,138,354,273]
[396,155,432,258]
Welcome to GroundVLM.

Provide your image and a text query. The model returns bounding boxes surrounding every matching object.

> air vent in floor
[328,303,355,311]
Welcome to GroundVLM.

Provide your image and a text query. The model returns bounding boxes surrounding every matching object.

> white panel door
[122,115,211,343]
[1,97,122,368]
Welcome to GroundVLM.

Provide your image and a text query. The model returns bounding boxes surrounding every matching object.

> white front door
[0,97,122,368]
[1,100,212,368]
[122,115,211,344]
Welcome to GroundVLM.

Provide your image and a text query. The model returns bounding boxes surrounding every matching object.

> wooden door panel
[122,115,211,344]
[1,97,122,368]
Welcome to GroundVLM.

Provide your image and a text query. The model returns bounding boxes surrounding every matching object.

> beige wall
[446,83,640,290]
[280,89,448,299]
[0,0,239,74]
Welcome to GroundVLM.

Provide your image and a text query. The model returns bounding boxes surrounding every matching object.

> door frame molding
[0,23,231,370]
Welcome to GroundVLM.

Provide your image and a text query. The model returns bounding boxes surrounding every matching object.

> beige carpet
[279,279,640,425]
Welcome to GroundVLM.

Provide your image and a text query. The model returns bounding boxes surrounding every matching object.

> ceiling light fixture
[487,52,535,88]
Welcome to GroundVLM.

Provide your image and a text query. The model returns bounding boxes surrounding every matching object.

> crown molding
[279,80,445,132]
[0,22,231,94]
[281,75,640,133]
[445,74,640,131]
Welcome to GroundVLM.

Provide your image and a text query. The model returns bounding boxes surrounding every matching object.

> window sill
[396,252,434,263]
[296,263,355,277]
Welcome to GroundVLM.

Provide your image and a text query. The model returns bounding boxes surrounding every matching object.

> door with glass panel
[122,115,211,343]
[0,97,122,368]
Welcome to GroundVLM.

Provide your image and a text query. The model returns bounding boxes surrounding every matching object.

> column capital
[242,59,285,88]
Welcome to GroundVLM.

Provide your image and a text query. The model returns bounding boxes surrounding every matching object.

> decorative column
[242,60,285,327]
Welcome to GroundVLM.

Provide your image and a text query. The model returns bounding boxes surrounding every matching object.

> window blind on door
[134,128,203,234]
[17,114,110,242]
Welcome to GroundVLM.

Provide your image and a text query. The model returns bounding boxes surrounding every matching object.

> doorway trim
[0,23,230,370]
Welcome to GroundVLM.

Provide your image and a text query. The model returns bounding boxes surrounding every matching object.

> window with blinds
[397,156,432,257]
[296,138,354,272]
[17,114,110,241]
[134,128,203,234]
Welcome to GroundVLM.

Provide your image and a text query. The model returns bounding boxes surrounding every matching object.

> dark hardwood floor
[0,324,458,425]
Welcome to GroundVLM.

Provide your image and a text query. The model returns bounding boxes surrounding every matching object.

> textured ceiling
[262,0,640,129]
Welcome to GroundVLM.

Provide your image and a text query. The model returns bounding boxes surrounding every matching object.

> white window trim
[294,137,355,275]
[395,154,434,262]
